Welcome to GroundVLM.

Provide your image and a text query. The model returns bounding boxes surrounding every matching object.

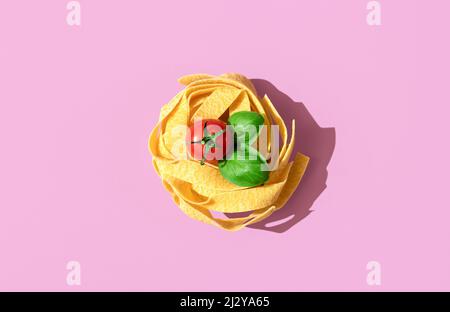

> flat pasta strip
[228,91,251,115]
[220,73,257,95]
[178,74,214,86]
[190,87,241,122]
[274,153,310,210]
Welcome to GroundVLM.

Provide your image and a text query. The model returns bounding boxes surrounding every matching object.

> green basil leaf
[218,146,269,187]
[228,111,265,144]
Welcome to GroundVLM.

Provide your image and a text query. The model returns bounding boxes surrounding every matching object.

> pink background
[0,0,449,291]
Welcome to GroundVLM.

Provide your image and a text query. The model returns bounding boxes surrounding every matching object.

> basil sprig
[218,111,269,187]
[219,145,269,187]
[228,111,265,144]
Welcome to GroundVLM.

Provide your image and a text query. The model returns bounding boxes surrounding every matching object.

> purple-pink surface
[0,1,449,291]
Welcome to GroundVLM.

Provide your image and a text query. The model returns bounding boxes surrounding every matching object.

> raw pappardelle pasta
[148,73,309,231]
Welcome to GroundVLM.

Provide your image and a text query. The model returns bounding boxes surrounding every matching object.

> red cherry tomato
[186,119,233,165]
